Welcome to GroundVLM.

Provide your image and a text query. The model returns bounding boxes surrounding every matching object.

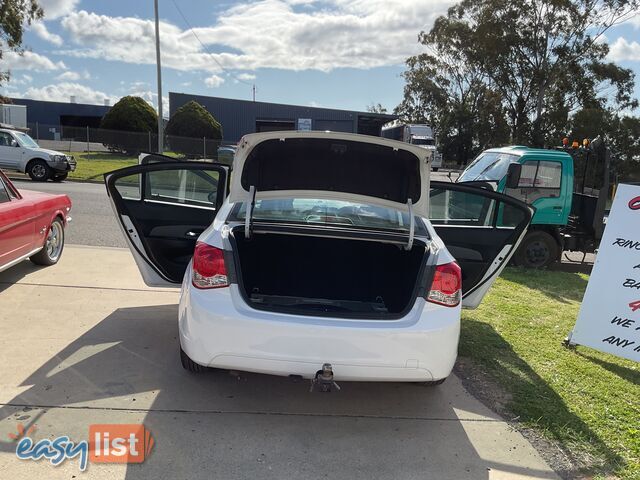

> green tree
[400,0,638,151]
[1,0,43,86]
[366,103,388,114]
[165,101,222,158]
[396,48,509,165]
[99,96,158,154]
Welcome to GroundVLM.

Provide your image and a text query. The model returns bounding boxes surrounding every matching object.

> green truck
[456,138,611,267]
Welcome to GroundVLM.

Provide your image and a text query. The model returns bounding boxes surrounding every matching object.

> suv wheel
[27,160,51,182]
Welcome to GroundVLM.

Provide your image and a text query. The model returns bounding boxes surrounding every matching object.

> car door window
[0,179,10,203]
[507,160,562,203]
[0,132,15,148]
[145,169,219,209]
[429,189,495,226]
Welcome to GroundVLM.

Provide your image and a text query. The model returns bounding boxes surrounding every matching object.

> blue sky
[2,0,639,116]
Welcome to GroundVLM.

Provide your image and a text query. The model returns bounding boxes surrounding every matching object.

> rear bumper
[178,276,461,382]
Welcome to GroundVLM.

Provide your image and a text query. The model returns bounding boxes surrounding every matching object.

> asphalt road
[11,178,127,248]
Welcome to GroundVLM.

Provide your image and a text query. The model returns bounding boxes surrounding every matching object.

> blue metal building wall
[169,92,396,143]
[10,98,111,139]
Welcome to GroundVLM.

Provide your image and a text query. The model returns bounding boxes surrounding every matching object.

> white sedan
[105,131,531,386]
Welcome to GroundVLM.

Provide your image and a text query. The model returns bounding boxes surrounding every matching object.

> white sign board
[297,118,312,131]
[570,184,640,362]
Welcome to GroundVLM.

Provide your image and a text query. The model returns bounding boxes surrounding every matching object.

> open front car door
[104,162,229,287]
[429,181,533,308]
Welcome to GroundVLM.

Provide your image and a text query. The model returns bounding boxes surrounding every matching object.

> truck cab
[458,146,574,225]
[457,141,610,267]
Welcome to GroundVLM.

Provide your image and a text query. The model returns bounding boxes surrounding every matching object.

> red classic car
[0,170,71,272]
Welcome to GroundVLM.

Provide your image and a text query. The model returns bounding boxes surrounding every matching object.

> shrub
[99,96,158,154]
[165,101,223,158]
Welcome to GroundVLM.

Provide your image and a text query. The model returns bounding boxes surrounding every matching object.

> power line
[169,0,255,89]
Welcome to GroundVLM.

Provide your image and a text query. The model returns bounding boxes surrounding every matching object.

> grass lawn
[460,268,639,479]
[67,151,184,181]
[67,152,137,181]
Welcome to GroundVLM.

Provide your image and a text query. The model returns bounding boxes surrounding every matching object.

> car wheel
[433,167,439,172]
[30,218,65,266]
[513,231,559,268]
[27,160,52,182]
[52,173,68,182]
[180,347,206,373]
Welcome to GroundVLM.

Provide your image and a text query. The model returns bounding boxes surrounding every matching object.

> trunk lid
[228,131,431,218]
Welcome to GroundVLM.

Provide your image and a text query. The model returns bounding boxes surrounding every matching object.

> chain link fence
[26,122,234,159]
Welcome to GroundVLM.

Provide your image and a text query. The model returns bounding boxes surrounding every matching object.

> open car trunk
[231,229,429,319]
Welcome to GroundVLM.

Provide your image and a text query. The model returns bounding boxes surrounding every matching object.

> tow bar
[310,363,341,392]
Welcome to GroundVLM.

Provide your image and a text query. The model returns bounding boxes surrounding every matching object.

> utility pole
[154,0,164,153]
[252,84,256,102]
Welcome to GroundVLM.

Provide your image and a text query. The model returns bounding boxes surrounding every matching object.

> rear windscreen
[240,138,422,204]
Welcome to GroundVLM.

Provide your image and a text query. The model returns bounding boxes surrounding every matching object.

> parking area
[0,245,559,479]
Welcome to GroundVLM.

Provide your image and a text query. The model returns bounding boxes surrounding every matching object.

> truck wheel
[27,160,51,182]
[30,218,64,266]
[513,231,559,268]
[52,173,68,182]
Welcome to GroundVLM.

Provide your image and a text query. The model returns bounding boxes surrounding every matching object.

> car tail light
[192,242,229,289]
[426,262,461,307]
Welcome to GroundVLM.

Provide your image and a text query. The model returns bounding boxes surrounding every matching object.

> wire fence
[26,122,235,159]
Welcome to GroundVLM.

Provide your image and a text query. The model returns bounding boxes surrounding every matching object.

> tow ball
[310,363,341,392]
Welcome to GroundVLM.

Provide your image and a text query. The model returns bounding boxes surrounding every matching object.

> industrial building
[10,98,111,140]
[8,94,397,143]
[169,92,397,143]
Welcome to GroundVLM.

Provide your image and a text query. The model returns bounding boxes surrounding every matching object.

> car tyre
[416,378,447,386]
[30,218,64,266]
[180,347,207,373]
[52,173,68,182]
[27,160,52,182]
[512,230,558,268]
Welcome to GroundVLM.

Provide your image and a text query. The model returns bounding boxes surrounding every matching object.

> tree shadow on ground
[457,318,625,478]
[500,267,589,304]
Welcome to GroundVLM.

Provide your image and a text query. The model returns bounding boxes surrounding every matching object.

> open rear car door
[429,181,533,308]
[104,162,229,287]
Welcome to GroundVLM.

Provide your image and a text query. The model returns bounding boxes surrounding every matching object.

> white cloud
[205,74,225,87]
[59,1,452,73]
[38,0,80,19]
[30,22,63,46]
[55,69,90,81]
[237,73,256,81]
[2,49,65,72]
[608,37,640,62]
[21,82,115,105]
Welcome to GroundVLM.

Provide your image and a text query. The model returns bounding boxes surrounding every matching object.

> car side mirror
[11,140,19,147]
[505,163,522,189]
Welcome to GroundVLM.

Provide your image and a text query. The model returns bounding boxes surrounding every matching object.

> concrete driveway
[0,246,559,480]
